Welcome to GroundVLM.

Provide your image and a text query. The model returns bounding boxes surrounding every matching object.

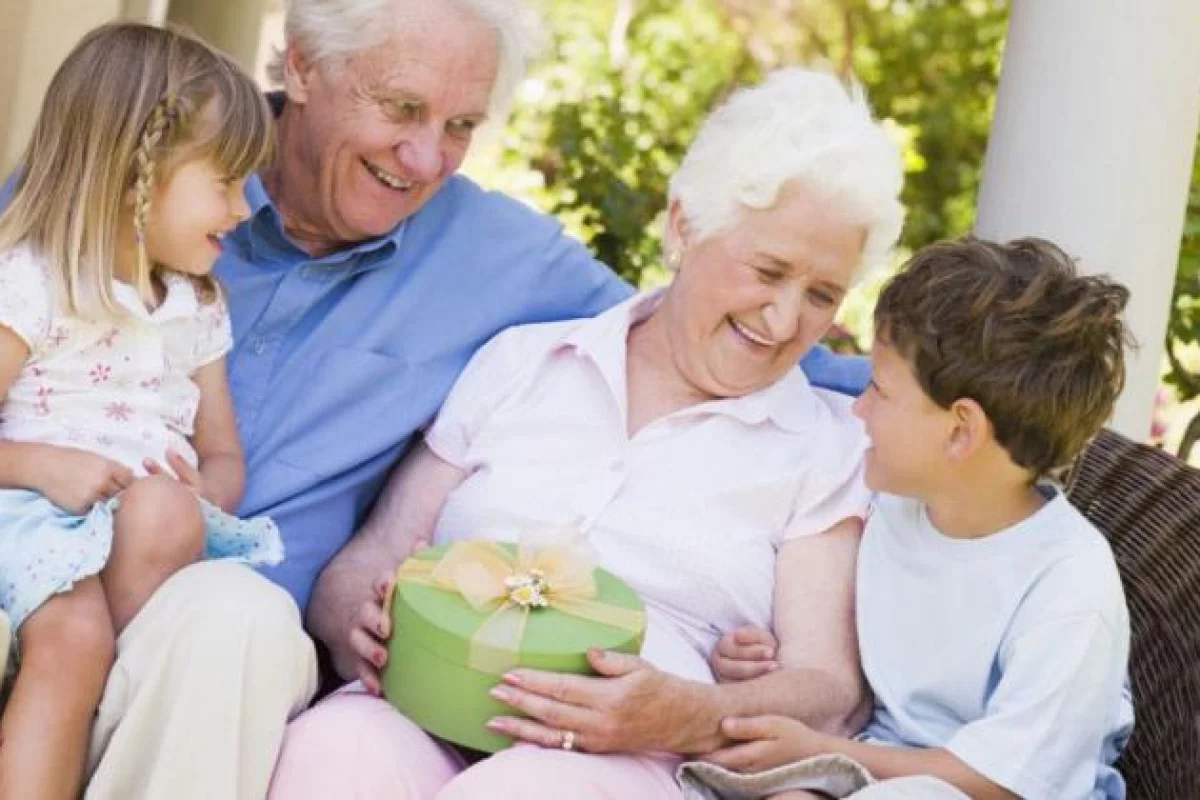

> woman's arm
[753,515,867,734]
[307,440,467,687]
[489,516,868,753]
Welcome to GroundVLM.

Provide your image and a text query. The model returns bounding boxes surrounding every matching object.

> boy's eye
[807,288,837,307]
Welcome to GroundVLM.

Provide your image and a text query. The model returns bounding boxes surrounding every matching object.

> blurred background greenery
[462,0,1200,461]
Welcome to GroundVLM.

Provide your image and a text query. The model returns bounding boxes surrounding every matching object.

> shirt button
[251,338,267,355]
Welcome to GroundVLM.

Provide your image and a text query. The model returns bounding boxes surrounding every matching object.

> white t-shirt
[425,291,870,683]
[857,490,1134,799]
[0,245,232,474]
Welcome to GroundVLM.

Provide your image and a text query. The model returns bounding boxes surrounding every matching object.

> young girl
[0,23,283,798]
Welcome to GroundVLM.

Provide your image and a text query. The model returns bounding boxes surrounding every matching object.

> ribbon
[395,535,646,675]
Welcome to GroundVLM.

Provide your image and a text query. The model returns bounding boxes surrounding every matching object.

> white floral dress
[0,245,282,634]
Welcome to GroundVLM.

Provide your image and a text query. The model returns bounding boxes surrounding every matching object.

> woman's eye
[752,265,784,284]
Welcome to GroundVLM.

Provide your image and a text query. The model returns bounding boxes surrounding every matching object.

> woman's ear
[945,397,989,463]
[664,200,692,262]
[282,44,314,104]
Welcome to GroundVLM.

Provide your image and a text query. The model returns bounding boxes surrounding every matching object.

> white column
[166,0,268,74]
[975,0,1200,441]
[0,0,123,172]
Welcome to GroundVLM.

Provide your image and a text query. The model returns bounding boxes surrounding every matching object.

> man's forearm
[306,538,383,681]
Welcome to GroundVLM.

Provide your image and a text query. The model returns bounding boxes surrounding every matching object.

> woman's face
[659,182,867,398]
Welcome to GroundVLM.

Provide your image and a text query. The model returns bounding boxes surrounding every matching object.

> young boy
[687,237,1135,799]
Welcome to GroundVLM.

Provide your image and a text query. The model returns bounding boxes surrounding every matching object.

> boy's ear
[945,397,990,462]
[282,44,314,104]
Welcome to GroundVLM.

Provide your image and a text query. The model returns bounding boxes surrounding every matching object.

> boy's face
[852,341,955,498]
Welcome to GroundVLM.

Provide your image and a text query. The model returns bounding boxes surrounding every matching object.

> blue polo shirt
[1,171,871,612]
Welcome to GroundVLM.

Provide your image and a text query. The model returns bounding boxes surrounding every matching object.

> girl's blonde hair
[0,22,274,318]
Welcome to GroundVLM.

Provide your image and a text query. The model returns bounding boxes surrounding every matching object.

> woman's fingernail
[490,686,512,703]
[486,719,507,732]
[502,672,522,687]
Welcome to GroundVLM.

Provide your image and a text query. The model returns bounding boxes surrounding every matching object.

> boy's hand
[33,446,133,514]
[704,715,828,773]
[711,625,778,682]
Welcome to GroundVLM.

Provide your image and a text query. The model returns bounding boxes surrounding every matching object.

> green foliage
[1165,134,1200,402]
[492,0,1008,292]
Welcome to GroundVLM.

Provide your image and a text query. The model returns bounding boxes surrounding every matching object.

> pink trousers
[268,684,684,799]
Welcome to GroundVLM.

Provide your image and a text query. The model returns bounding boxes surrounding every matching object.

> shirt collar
[560,287,821,434]
[113,271,198,323]
[239,165,406,270]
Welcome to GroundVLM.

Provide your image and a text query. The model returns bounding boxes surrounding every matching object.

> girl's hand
[143,449,207,499]
[33,446,133,514]
[711,626,779,682]
[703,715,829,773]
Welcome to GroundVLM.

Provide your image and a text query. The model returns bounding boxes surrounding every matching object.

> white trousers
[84,561,318,800]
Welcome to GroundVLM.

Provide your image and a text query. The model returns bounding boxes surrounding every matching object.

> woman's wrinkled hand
[711,625,779,682]
[484,648,722,755]
[348,572,395,695]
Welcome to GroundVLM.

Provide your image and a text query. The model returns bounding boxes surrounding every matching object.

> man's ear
[946,397,990,462]
[282,44,314,104]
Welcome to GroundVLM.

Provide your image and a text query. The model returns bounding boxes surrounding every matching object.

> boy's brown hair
[874,236,1133,477]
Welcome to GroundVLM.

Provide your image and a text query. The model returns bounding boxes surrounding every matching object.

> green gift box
[382,539,646,753]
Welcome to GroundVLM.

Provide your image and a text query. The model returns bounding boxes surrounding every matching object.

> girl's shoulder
[0,244,55,349]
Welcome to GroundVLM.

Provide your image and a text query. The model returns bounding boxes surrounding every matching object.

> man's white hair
[669,67,905,278]
[266,0,541,118]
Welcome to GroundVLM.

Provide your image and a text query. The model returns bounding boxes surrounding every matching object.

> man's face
[282,1,498,248]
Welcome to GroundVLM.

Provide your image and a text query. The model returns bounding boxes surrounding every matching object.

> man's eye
[447,118,479,138]
[384,100,421,121]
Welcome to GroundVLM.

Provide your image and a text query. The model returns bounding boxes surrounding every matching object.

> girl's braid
[132,92,180,245]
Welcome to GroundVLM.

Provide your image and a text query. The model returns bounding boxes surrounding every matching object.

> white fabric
[425,291,870,683]
[857,491,1134,800]
[84,561,317,800]
[0,245,232,474]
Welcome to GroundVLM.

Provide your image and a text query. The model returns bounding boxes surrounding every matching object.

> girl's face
[142,157,250,277]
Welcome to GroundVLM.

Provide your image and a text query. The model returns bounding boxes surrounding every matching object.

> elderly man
[5,0,867,797]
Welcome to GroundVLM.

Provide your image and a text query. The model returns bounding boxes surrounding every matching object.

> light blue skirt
[0,488,283,634]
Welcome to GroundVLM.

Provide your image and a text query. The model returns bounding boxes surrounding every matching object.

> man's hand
[347,572,396,695]
[703,715,830,774]
[711,626,779,682]
[32,446,133,514]
[485,648,724,755]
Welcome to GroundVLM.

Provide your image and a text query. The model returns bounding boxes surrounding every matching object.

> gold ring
[561,729,576,751]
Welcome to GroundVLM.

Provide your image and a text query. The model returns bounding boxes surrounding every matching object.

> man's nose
[395,126,444,183]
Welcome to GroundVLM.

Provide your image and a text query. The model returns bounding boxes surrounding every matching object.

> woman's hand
[32,445,133,514]
[711,626,779,682]
[703,715,830,773]
[348,572,396,695]
[485,648,723,755]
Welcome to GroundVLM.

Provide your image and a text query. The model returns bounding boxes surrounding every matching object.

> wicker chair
[1065,428,1200,800]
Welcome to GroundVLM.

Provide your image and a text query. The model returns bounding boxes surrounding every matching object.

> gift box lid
[393,542,645,672]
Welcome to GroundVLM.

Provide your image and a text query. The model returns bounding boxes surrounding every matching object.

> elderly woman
[270,67,904,798]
